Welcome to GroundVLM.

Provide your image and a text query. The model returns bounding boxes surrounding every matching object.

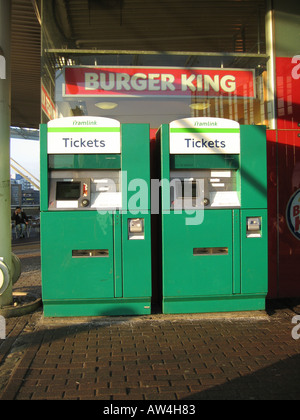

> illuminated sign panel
[64,67,255,99]
[169,117,240,154]
[47,116,121,154]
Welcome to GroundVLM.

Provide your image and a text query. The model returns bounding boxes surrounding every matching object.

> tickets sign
[63,67,255,98]
[47,116,121,154]
[169,117,240,155]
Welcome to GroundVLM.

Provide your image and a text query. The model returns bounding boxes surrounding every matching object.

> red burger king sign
[63,66,255,99]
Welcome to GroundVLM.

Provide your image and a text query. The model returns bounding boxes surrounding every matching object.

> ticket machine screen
[48,170,121,210]
[56,182,81,201]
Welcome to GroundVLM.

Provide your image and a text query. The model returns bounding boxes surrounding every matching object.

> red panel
[267,130,278,298]
[277,130,300,297]
[276,57,300,130]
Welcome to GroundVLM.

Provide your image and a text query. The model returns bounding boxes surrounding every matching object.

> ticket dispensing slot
[170,169,240,209]
[128,218,145,240]
[246,217,262,238]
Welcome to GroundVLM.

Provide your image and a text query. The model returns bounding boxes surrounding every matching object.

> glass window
[41,0,271,128]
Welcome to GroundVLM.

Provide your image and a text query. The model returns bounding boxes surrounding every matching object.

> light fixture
[189,101,211,111]
[95,102,118,110]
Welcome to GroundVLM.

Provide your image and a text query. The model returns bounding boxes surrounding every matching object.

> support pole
[0,0,12,308]
[265,0,277,130]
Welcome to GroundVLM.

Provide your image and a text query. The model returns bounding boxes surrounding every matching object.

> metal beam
[46,48,269,59]
[31,0,41,25]
[10,158,40,190]
[10,126,39,140]
[0,0,12,307]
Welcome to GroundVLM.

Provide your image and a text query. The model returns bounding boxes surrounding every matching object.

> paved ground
[0,235,300,401]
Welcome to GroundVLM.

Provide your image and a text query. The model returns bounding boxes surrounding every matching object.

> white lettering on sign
[47,116,121,154]
[85,73,99,90]
[161,74,176,91]
[85,72,237,93]
[85,72,178,92]
[65,67,255,98]
[169,118,240,155]
[181,74,236,93]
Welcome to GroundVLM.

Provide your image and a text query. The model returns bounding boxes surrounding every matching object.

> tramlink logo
[0,55,6,80]
[194,121,218,127]
[72,120,97,126]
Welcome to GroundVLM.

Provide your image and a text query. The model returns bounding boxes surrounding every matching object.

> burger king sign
[287,190,300,240]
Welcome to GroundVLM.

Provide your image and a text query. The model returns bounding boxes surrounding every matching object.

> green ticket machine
[157,118,268,314]
[40,117,152,317]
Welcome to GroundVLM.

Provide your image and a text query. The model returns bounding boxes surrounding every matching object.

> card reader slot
[193,247,228,256]
[72,249,109,258]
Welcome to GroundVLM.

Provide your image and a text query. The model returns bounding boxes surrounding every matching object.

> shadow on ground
[182,354,300,400]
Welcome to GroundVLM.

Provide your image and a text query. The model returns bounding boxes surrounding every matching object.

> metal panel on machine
[158,117,268,314]
[40,116,152,317]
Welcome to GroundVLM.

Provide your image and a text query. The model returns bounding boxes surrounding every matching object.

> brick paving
[1,306,300,401]
[0,238,300,401]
